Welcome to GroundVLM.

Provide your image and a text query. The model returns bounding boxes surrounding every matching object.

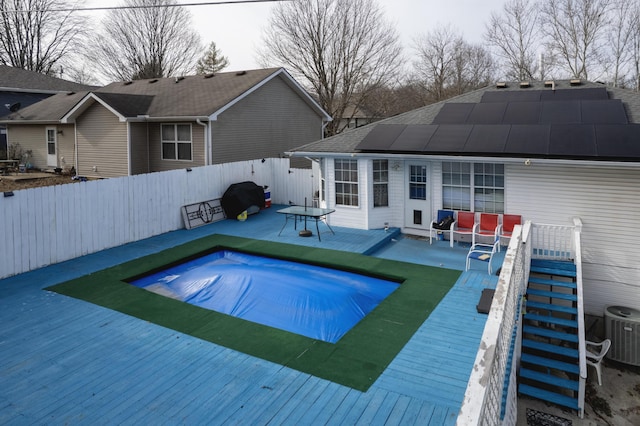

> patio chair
[465,236,500,274]
[497,214,522,251]
[474,213,499,244]
[429,209,455,244]
[451,211,477,247]
[586,339,611,386]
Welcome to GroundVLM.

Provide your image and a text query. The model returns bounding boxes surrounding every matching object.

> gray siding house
[0,65,95,158]
[288,80,640,317]
[2,68,331,178]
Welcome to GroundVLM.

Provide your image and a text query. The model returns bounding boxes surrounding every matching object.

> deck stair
[518,259,582,412]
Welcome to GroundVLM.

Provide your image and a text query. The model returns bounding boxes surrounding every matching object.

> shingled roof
[1,68,330,123]
[290,80,640,162]
[0,65,96,93]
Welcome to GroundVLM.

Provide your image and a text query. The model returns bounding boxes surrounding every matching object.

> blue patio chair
[465,236,500,274]
[429,209,455,244]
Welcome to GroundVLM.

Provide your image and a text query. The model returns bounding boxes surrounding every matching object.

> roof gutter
[127,115,210,122]
[286,151,640,168]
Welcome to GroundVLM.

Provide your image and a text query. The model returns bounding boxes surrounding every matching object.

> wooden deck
[0,206,501,425]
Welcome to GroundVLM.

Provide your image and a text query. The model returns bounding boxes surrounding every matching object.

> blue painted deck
[0,206,503,425]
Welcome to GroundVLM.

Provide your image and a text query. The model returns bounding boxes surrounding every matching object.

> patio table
[277,205,335,241]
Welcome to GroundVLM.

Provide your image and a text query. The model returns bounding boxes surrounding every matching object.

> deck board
[0,205,501,425]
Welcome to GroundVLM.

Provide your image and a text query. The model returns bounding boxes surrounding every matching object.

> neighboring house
[339,103,380,131]
[1,68,331,177]
[0,65,94,158]
[288,80,640,316]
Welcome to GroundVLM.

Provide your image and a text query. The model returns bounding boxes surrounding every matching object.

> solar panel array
[356,87,640,160]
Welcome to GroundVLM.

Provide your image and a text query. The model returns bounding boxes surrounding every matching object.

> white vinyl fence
[0,158,315,279]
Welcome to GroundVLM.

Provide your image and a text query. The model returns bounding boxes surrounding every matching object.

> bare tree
[484,0,542,81]
[540,0,612,80]
[196,41,229,74]
[88,0,202,82]
[0,0,86,75]
[259,0,403,136]
[413,25,465,102]
[451,43,495,95]
[605,0,637,87]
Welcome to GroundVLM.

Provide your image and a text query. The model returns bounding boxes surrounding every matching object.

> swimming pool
[130,250,400,343]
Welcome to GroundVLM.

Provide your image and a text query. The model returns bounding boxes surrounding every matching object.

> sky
[82,0,507,73]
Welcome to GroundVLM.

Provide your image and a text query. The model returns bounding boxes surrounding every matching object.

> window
[161,124,192,161]
[373,159,388,207]
[442,162,504,213]
[442,162,471,210]
[474,163,504,213]
[335,159,358,206]
[409,165,427,200]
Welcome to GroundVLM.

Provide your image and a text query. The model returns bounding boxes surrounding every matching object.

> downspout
[322,119,330,139]
[196,119,210,165]
[74,125,78,174]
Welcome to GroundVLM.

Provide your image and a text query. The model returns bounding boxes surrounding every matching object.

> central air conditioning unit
[605,306,640,366]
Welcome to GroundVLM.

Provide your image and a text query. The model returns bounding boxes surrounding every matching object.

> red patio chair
[497,214,522,251]
[474,213,499,244]
[451,211,477,247]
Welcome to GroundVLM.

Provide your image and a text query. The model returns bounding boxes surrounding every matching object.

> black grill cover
[221,181,265,219]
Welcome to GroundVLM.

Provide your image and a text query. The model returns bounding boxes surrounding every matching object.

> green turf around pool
[46,234,460,391]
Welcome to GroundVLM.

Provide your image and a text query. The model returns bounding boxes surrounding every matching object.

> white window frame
[442,161,504,213]
[372,159,388,207]
[334,158,359,206]
[161,123,193,161]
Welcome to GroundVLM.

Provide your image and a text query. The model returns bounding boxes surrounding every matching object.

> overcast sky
[83,0,507,73]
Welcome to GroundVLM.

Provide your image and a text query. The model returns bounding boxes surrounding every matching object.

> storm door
[404,163,431,230]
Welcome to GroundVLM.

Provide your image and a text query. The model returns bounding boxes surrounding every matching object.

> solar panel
[595,124,640,159]
[481,90,542,103]
[504,125,550,155]
[540,101,581,124]
[389,125,438,152]
[581,100,628,124]
[502,102,542,124]
[463,125,510,153]
[466,103,507,124]
[424,125,473,152]
[355,124,406,151]
[540,87,608,101]
[432,103,474,124]
[549,125,597,157]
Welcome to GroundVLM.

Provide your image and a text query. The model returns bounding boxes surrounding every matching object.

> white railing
[529,223,575,260]
[458,219,586,424]
[573,218,587,418]
[457,221,532,425]
[0,158,316,279]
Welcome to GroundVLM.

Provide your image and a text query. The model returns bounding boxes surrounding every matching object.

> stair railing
[573,217,586,418]
[457,221,532,425]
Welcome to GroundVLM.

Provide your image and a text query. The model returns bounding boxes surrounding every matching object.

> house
[1,68,331,177]
[287,80,640,317]
[0,65,94,158]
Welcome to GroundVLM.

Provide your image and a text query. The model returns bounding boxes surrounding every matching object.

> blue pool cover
[130,250,399,343]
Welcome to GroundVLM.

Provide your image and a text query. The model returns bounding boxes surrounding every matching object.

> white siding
[323,158,368,229]
[507,163,640,315]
